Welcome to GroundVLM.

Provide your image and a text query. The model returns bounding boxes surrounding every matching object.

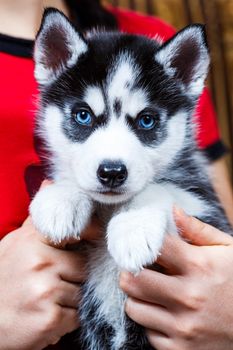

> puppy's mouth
[89,188,132,204]
[96,190,125,196]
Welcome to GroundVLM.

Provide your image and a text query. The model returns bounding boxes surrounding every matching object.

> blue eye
[74,110,92,126]
[138,115,156,130]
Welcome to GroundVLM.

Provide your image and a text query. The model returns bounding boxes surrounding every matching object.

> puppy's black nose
[97,161,128,188]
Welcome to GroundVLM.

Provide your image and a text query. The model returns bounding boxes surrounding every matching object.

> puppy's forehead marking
[113,98,122,117]
[107,54,148,118]
[83,86,105,116]
[108,55,135,103]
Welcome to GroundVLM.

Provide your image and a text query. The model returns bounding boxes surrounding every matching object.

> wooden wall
[104,0,233,181]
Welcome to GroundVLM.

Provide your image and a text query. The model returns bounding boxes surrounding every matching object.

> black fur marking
[126,107,162,146]
[79,284,115,350]
[119,316,155,350]
[161,145,232,233]
[63,111,108,143]
[65,287,155,350]
[125,81,131,89]
[113,98,122,117]
[61,100,109,143]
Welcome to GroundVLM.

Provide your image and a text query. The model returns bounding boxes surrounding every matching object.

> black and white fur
[30,9,232,350]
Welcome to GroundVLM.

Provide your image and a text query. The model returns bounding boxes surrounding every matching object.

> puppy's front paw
[30,184,92,243]
[107,209,167,273]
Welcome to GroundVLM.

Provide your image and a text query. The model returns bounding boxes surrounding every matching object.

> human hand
[0,215,88,350]
[0,178,100,350]
[120,208,233,350]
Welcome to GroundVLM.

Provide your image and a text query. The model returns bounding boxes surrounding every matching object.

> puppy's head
[34,8,209,204]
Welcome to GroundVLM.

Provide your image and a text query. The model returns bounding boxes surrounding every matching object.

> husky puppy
[30,8,232,350]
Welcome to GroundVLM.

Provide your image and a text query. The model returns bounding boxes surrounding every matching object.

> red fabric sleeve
[0,52,39,238]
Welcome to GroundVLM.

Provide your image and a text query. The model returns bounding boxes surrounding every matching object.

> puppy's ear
[155,24,209,96]
[34,8,87,85]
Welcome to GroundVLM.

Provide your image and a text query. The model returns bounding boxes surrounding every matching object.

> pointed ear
[155,24,210,96]
[34,8,88,85]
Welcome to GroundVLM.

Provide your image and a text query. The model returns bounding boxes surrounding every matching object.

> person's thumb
[174,207,233,246]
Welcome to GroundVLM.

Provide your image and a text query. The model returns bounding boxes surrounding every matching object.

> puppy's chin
[89,191,133,205]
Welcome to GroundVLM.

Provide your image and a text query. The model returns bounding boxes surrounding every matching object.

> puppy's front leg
[107,184,176,274]
[30,182,93,243]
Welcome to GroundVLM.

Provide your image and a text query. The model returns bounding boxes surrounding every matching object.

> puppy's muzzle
[97,161,128,188]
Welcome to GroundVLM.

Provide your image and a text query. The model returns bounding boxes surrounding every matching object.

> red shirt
[0,7,225,239]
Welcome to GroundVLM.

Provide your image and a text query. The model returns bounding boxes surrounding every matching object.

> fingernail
[173,206,187,220]
[119,271,133,290]
[40,179,52,189]
[120,271,133,281]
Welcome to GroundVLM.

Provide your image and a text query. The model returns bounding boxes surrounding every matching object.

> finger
[43,307,80,346]
[125,297,174,335]
[174,207,233,246]
[120,269,184,307]
[55,250,87,283]
[146,329,173,350]
[56,281,81,308]
[59,307,80,333]
[156,234,195,273]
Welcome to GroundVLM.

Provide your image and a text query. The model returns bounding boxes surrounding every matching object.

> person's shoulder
[107,5,176,41]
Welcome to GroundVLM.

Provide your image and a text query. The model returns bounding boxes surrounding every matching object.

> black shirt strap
[203,140,228,161]
[0,33,33,58]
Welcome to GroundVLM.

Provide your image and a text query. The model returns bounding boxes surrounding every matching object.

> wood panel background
[104,0,233,182]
